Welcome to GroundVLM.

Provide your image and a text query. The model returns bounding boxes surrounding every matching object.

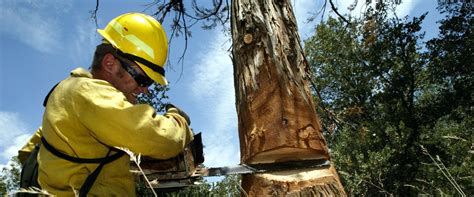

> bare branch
[329,0,351,25]
[175,1,189,82]
[90,0,100,28]
[146,0,229,79]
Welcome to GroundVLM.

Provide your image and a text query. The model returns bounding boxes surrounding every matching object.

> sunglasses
[115,56,154,87]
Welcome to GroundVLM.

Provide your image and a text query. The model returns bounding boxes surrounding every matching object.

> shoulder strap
[43,82,60,107]
[79,149,113,197]
[41,137,124,196]
[19,144,41,190]
[40,137,124,164]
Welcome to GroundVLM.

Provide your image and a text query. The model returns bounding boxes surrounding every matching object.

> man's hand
[165,104,191,125]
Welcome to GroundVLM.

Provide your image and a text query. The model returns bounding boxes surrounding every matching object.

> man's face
[111,57,150,104]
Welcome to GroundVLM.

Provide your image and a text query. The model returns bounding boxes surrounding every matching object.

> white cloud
[395,0,422,17]
[3,134,30,160]
[189,30,240,167]
[70,17,98,67]
[293,0,319,40]
[0,111,31,164]
[191,33,232,99]
[0,0,73,54]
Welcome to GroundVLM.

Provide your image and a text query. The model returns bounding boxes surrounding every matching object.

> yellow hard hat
[98,13,168,85]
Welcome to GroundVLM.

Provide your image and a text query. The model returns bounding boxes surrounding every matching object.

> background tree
[172,175,242,196]
[304,2,472,195]
[137,84,170,113]
[420,2,473,195]
[135,175,241,196]
[0,157,21,195]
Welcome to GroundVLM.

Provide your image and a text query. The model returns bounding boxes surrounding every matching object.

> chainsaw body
[130,132,330,190]
[131,133,204,189]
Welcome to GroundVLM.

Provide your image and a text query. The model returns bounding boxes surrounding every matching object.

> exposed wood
[242,165,345,196]
[231,0,346,195]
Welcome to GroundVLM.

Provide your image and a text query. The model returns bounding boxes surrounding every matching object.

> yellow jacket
[20,68,193,196]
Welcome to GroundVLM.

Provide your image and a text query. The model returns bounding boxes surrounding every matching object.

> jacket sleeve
[74,80,193,159]
[18,127,43,165]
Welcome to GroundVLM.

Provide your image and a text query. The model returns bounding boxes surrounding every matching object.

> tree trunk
[231,0,345,195]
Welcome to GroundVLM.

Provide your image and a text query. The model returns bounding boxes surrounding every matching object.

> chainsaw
[130,133,330,190]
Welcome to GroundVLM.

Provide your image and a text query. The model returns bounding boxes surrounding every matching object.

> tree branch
[90,0,100,28]
[329,0,351,25]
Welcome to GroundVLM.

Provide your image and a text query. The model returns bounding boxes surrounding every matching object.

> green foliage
[136,175,242,196]
[137,83,170,113]
[170,175,242,196]
[0,156,21,195]
[304,2,472,196]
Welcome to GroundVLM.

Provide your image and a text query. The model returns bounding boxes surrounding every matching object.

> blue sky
[0,0,441,170]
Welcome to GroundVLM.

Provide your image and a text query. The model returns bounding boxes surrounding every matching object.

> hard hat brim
[138,62,168,86]
[97,29,118,49]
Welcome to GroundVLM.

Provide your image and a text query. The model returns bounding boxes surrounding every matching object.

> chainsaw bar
[193,159,331,177]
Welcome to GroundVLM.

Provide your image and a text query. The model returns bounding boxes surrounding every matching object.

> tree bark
[231,0,345,195]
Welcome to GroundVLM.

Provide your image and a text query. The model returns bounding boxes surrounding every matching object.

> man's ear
[101,53,118,74]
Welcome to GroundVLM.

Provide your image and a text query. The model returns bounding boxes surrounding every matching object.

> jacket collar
[70,67,92,78]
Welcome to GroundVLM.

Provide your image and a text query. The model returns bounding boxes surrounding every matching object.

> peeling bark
[231,0,328,164]
[231,0,345,195]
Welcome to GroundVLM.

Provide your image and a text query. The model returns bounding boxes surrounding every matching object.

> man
[18,13,193,196]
